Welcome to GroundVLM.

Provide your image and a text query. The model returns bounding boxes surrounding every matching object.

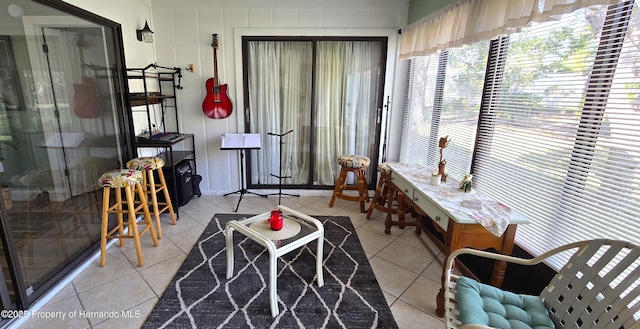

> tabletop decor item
[438,135,451,182]
[269,209,284,231]
[459,174,473,192]
[430,173,442,185]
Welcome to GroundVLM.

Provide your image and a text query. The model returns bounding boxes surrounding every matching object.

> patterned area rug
[143,213,398,329]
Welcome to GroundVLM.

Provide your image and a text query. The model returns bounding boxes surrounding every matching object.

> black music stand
[221,133,267,212]
[267,130,299,205]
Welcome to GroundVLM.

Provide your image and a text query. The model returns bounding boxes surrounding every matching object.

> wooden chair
[443,239,640,329]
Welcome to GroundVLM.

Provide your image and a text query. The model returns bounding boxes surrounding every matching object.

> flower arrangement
[459,174,473,192]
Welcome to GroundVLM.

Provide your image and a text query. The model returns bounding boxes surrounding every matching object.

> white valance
[399,0,622,59]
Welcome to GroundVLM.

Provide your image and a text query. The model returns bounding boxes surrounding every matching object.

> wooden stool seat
[329,155,371,213]
[99,169,158,267]
[126,157,177,238]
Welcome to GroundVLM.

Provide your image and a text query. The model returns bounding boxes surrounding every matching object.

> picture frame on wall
[0,36,24,111]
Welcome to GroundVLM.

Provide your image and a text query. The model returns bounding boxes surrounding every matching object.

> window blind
[400,43,489,180]
[399,54,439,167]
[473,1,640,267]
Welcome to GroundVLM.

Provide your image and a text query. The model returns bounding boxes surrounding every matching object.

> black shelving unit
[127,64,195,217]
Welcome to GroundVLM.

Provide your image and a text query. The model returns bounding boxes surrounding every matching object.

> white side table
[225,205,325,317]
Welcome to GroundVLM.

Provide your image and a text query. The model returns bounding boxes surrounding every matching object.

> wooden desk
[387,163,529,317]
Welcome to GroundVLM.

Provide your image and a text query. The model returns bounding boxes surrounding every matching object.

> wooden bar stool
[99,169,158,267]
[329,155,371,213]
[126,157,177,239]
[367,162,401,219]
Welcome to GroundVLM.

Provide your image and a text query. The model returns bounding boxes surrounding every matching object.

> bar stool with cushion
[367,162,401,218]
[99,169,158,267]
[329,155,371,213]
[126,157,177,239]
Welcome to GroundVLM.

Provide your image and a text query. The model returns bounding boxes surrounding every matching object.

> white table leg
[269,251,278,317]
[316,234,324,287]
[225,228,234,279]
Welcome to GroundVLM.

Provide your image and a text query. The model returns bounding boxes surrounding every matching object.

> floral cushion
[338,155,371,168]
[377,162,400,174]
[126,157,165,171]
[98,169,143,188]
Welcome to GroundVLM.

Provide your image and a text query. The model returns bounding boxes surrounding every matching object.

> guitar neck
[213,47,219,87]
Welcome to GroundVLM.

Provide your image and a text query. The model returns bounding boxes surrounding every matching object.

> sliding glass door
[0,0,131,310]
[243,37,386,189]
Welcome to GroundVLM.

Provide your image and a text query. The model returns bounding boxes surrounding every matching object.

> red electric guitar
[202,34,233,119]
[72,34,100,118]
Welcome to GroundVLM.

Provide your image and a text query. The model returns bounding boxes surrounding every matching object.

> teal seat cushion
[456,276,554,329]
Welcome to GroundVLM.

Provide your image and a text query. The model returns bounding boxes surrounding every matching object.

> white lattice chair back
[444,239,640,329]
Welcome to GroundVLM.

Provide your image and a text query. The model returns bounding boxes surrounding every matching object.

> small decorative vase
[269,209,283,231]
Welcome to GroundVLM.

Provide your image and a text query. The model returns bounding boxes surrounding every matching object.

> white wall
[151,0,409,195]
[62,0,156,68]
[65,0,410,195]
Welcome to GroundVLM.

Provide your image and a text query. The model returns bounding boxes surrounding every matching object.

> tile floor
[16,192,446,329]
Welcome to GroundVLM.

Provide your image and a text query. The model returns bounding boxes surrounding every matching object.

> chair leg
[124,185,144,267]
[100,187,111,267]
[156,167,177,225]
[115,187,125,247]
[367,172,387,219]
[146,170,163,238]
[357,169,368,213]
[136,183,158,248]
[329,168,348,207]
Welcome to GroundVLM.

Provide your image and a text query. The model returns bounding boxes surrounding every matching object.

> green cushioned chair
[443,239,640,329]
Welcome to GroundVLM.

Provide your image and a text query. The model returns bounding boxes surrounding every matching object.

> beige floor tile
[178,196,217,214]
[421,254,445,283]
[156,213,204,238]
[166,226,207,253]
[368,256,419,297]
[92,297,158,329]
[138,254,187,296]
[376,240,436,274]
[354,227,394,255]
[72,250,137,293]
[359,212,413,237]
[390,299,444,329]
[395,229,441,255]
[121,237,184,268]
[19,294,90,329]
[383,291,397,306]
[47,283,76,304]
[77,271,155,326]
[348,212,371,228]
[398,275,441,316]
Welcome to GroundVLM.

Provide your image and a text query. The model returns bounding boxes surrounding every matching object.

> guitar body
[73,76,100,118]
[202,78,233,119]
[203,34,233,119]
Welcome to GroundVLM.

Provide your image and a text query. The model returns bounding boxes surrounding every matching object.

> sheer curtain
[247,41,312,185]
[247,39,383,187]
[314,41,382,185]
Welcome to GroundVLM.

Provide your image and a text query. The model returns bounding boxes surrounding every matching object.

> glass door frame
[241,36,388,190]
[0,0,135,310]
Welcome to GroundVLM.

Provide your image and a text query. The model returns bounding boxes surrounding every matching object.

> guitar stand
[224,149,267,212]
[267,130,299,205]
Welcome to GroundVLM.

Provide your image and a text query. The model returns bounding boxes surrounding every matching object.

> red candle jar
[269,210,283,231]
